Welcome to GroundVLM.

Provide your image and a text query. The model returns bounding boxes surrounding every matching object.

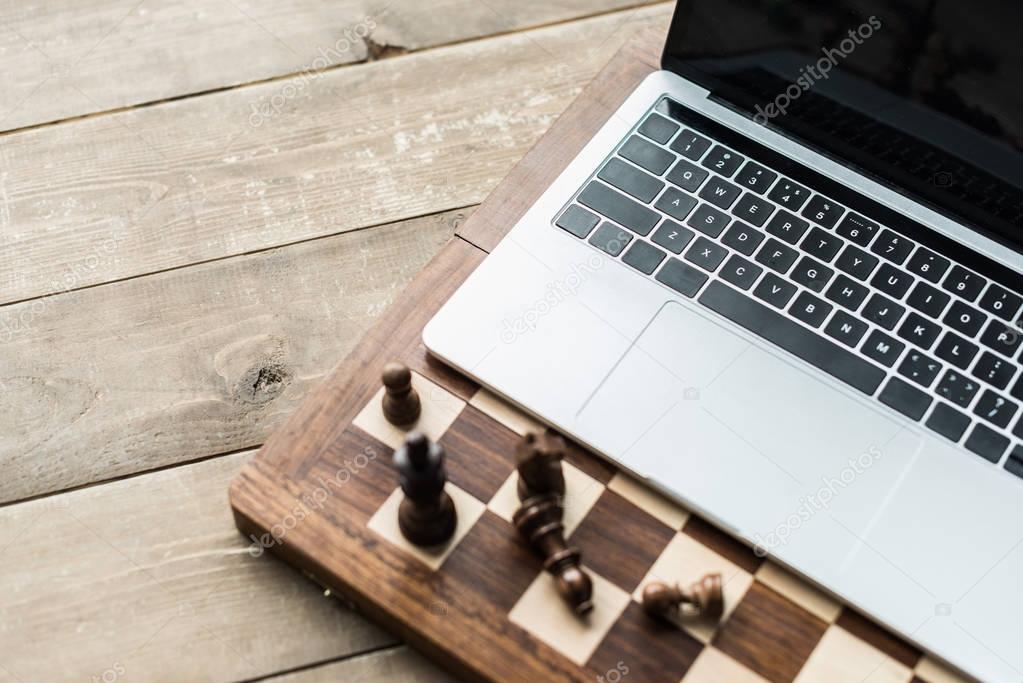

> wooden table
[0,2,674,681]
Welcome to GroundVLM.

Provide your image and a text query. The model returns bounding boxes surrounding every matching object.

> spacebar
[698,281,885,395]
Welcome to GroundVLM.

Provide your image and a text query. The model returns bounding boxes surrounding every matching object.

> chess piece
[382,362,421,426]
[513,494,593,615]
[516,431,567,501]
[394,431,457,546]
[641,574,724,621]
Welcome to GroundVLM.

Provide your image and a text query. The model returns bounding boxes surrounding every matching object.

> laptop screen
[663,1,1023,252]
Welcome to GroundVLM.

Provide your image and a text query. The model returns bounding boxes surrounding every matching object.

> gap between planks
[0,5,672,308]
[0,1,668,141]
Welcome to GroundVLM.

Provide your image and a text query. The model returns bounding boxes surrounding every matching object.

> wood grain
[0,210,458,504]
[227,30,668,683]
[455,26,664,252]
[0,450,396,682]
[712,582,829,683]
[0,0,663,133]
[0,5,671,308]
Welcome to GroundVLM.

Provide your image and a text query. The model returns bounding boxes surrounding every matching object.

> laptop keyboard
[554,98,1023,481]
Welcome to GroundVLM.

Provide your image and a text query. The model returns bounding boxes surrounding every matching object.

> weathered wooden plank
[0,5,672,310]
[268,647,454,682]
[0,209,462,504]
[0,450,397,682]
[0,0,662,133]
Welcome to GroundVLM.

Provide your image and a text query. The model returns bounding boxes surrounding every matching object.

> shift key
[578,181,660,236]
[699,281,885,395]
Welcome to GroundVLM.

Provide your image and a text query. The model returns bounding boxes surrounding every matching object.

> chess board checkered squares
[354,371,467,450]
[635,532,754,645]
[367,483,486,571]
[353,372,966,683]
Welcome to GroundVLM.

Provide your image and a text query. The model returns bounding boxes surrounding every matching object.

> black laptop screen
[662,1,1023,251]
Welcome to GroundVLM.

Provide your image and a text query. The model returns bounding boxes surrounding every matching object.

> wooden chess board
[228,29,971,683]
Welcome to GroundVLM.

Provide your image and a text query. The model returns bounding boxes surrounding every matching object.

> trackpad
[573,300,902,531]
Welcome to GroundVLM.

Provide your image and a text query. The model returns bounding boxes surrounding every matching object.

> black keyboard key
[1013,376,1023,402]
[755,239,799,274]
[975,389,1017,427]
[767,178,811,211]
[790,292,833,328]
[622,240,666,275]
[1005,445,1023,479]
[871,263,914,299]
[801,195,845,228]
[684,236,728,272]
[834,245,879,281]
[734,161,778,195]
[721,222,764,256]
[720,255,763,291]
[964,424,1009,463]
[870,229,915,265]
[578,182,660,236]
[972,352,1017,390]
[978,284,1023,322]
[926,403,971,442]
[599,158,664,203]
[588,223,632,256]
[835,213,880,247]
[686,203,730,238]
[942,265,986,301]
[651,220,695,254]
[937,370,980,408]
[665,159,708,193]
[670,129,712,160]
[619,135,675,175]
[825,275,869,311]
[556,205,599,238]
[934,331,979,370]
[825,310,868,347]
[897,312,942,349]
[980,318,1023,358]
[732,193,774,227]
[699,281,885,395]
[906,282,950,318]
[879,377,932,421]
[753,273,797,309]
[654,187,699,223]
[943,300,987,337]
[701,145,744,177]
[800,227,844,263]
[862,293,906,331]
[765,210,810,245]
[638,114,679,144]
[905,248,950,284]
[862,330,905,367]
[655,257,708,298]
[699,176,741,209]
[791,256,834,293]
[898,350,942,388]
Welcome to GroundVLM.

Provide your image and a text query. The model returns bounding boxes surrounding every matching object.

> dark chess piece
[382,362,421,426]
[394,431,457,547]
[513,494,593,615]
[515,431,567,501]
[641,574,724,622]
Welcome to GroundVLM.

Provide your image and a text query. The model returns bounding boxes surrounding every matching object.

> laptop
[424,2,1023,680]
